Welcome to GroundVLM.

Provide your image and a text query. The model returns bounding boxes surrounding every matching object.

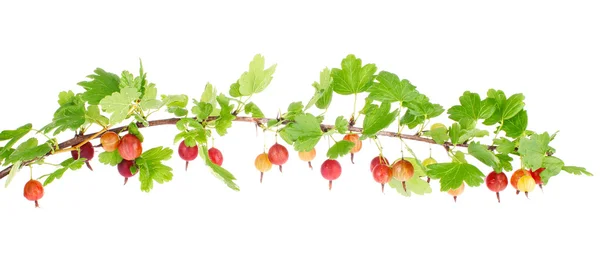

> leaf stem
[31,129,55,143]
[492,120,504,145]
[350,93,358,125]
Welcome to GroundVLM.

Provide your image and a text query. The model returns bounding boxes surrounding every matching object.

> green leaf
[562,166,593,176]
[199,145,239,191]
[42,158,86,186]
[41,92,86,135]
[459,118,477,130]
[0,148,14,164]
[284,101,304,121]
[362,102,399,136]
[539,156,564,184]
[136,147,174,192]
[5,138,52,164]
[215,94,235,136]
[278,128,294,146]
[238,54,277,96]
[496,154,513,172]
[162,94,188,108]
[228,82,242,98]
[60,158,86,170]
[118,70,138,90]
[85,105,109,127]
[448,123,465,145]
[335,116,349,134]
[282,113,323,152]
[468,142,500,169]
[201,83,220,116]
[331,54,377,95]
[43,167,68,186]
[406,94,444,119]
[127,123,144,142]
[368,71,418,103]
[494,138,516,154]
[483,89,525,125]
[5,161,22,188]
[174,128,207,147]
[399,111,425,129]
[501,110,528,138]
[244,102,265,118]
[201,82,218,104]
[98,150,123,166]
[162,94,189,117]
[0,123,32,162]
[99,87,141,125]
[447,91,495,124]
[326,140,355,159]
[518,132,550,170]
[306,68,333,110]
[173,118,207,147]
[0,123,32,141]
[458,129,489,144]
[139,83,162,110]
[57,90,76,106]
[427,162,485,191]
[453,151,468,164]
[78,68,121,105]
[288,101,304,113]
[191,101,213,121]
[430,125,449,145]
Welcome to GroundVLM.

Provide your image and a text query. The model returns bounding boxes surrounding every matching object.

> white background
[1,1,599,262]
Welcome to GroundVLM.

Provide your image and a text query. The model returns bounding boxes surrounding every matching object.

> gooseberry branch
[0,116,484,181]
[0,53,593,207]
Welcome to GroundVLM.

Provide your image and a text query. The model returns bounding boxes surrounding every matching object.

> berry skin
[372,164,392,193]
[23,179,44,208]
[486,171,508,203]
[510,169,531,195]
[100,131,120,152]
[118,134,143,161]
[343,134,362,164]
[208,147,224,166]
[298,148,317,169]
[178,141,199,171]
[447,182,465,203]
[268,143,289,172]
[321,159,342,191]
[530,168,545,191]
[254,153,273,183]
[118,159,138,185]
[71,141,95,171]
[392,159,414,192]
[370,156,389,172]
[517,174,536,199]
[422,157,437,183]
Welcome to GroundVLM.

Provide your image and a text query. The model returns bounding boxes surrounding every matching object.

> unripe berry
[448,182,465,203]
[342,134,362,164]
[254,153,272,183]
[298,148,317,169]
